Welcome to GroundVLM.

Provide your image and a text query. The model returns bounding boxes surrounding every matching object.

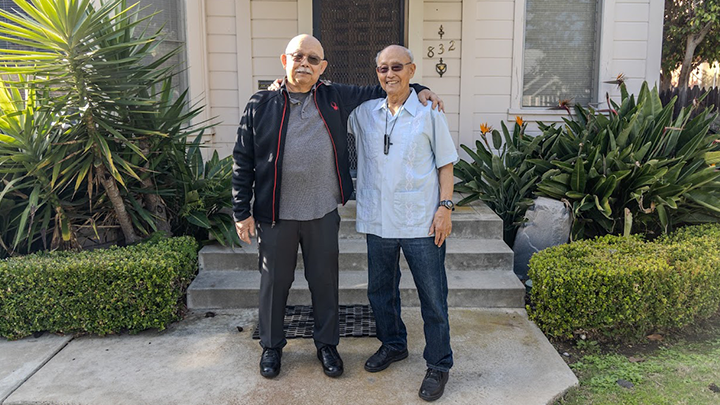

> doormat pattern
[252,305,376,339]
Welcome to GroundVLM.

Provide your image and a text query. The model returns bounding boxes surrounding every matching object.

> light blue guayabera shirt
[348,88,459,238]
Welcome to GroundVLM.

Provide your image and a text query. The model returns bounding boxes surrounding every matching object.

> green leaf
[186,211,212,229]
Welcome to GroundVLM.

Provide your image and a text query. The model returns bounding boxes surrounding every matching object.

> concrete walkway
[1,308,577,405]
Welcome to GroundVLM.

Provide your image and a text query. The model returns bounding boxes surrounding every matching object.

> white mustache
[295,68,312,75]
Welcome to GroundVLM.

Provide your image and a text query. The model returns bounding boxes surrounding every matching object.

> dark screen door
[313,0,405,86]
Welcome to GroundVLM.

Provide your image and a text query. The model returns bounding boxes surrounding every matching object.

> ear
[318,59,328,75]
[281,53,288,69]
[408,63,416,79]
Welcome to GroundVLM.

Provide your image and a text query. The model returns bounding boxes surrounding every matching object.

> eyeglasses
[375,62,412,74]
[286,52,324,66]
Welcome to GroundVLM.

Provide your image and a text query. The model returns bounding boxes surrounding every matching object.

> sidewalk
[0,308,577,405]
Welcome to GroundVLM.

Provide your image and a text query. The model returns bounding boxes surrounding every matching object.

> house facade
[183,0,664,158]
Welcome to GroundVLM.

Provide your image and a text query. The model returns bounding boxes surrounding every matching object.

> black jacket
[232,80,427,224]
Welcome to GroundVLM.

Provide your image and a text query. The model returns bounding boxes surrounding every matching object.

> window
[522,0,599,107]
[137,0,188,96]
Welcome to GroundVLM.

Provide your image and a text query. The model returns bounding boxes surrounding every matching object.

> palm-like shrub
[535,83,720,239]
[0,0,180,246]
[0,0,233,256]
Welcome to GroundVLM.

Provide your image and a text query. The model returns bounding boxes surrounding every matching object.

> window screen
[523,0,599,107]
[136,0,188,96]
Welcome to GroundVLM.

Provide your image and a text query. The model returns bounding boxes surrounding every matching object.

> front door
[313,0,405,175]
[313,0,406,86]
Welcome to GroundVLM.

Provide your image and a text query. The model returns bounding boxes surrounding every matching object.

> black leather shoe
[418,368,449,402]
[317,345,344,377]
[259,347,282,378]
[364,345,409,372]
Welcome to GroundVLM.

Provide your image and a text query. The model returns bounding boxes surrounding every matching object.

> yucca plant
[0,84,79,256]
[0,0,180,244]
[535,83,720,239]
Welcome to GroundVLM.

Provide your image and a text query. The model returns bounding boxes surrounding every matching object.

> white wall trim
[298,0,312,35]
[458,0,475,147]
[184,0,213,134]
[646,0,664,87]
[236,0,253,105]
[408,0,424,79]
[509,0,525,111]
[597,0,616,106]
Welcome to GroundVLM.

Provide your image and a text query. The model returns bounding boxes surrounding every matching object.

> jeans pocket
[392,191,426,228]
[356,189,378,222]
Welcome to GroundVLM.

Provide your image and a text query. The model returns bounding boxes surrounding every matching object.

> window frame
[508,0,614,121]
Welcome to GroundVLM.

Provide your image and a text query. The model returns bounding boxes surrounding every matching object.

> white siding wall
[423,1,463,147]
[190,0,663,158]
[206,0,239,155]
[466,0,514,147]
[199,0,298,158]
[604,0,664,100]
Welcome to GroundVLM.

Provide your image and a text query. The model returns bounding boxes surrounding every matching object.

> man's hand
[235,217,256,244]
[418,89,445,112]
[267,78,283,91]
[429,207,452,247]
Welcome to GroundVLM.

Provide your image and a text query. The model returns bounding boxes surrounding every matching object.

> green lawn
[555,338,720,404]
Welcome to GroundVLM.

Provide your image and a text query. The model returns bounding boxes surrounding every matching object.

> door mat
[252,305,376,339]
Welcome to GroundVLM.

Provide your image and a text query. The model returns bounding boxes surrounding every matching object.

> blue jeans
[366,234,453,372]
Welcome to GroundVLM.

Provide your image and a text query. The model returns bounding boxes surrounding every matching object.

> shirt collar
[373,88,419,117]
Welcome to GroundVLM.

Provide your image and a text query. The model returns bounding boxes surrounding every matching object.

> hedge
[528,224,720,340]
[0,236,198,339]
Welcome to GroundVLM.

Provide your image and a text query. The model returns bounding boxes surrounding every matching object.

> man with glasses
[348,45,457,401]
[232,35,442,380]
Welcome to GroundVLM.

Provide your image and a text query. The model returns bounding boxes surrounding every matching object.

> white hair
[375,45,414,65]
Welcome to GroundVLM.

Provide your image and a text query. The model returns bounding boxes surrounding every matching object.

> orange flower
[480,122,492,134]
[515,116,524,127]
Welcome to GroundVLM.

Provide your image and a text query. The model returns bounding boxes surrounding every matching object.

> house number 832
[427,40,456,58]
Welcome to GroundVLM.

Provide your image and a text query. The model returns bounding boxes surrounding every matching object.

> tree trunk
[139,142,171,235]
[97,164,139,244]
[678,21,714,107]
[141,176,172,235]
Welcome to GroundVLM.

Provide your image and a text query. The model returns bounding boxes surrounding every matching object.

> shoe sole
[323,367,344,378]
[419,388,445,402]
[364,350,409,373]
[260,368,280,379]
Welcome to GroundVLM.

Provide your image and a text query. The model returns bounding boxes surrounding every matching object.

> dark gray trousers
[257,209,340,350]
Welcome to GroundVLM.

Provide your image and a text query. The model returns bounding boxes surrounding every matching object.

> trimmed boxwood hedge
[528,224,720,340]
[0,236,198,339]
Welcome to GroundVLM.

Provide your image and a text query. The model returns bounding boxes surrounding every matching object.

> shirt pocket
[392,191,427,228]
[356,189,379,223]
[360,133,381,162]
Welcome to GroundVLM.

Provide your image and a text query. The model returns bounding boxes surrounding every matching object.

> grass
[554,318,720,405]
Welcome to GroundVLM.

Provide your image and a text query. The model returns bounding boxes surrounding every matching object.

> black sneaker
[364,345,409,372]
[418,368,449,401]
[259,347,282,378]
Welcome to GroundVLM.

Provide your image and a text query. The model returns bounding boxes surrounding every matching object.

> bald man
[232,35,442,379]
[348,45,457,401]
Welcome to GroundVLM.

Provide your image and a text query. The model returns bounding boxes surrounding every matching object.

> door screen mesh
[314,0,404,86]
[313,0,404,176]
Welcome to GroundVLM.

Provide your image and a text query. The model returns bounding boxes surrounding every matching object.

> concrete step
[187,269,525,309]
[199,238,513,272]
[337,199,503,239]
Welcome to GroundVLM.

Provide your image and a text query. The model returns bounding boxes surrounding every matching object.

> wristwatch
[439,200,455,211]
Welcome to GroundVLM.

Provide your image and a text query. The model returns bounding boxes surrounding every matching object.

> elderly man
[232,35,441,379]
[347,45,458,401]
